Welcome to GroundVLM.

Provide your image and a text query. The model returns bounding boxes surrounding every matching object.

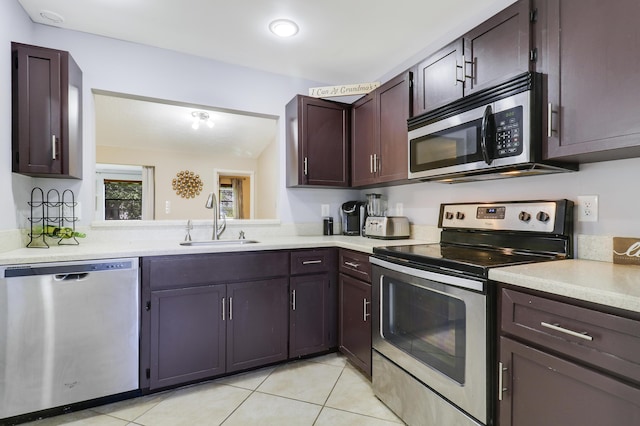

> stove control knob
[518,211,531,222]
[536,211,550,223]
[456,212,465,220]
[444,211,454,220]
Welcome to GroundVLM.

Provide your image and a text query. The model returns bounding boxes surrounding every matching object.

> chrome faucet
[205,192,226,240]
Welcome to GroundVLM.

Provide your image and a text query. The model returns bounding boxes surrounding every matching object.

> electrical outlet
[395,202,404,216]
[165,200,171,214]
[321,204,330,217]
[577,195,598,222]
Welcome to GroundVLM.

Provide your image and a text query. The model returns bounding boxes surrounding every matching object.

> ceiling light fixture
[191,111,214,130]
[39,10,64,24]
[269,19,299,38]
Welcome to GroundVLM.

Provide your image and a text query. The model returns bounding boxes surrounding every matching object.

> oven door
[371,258,488,424]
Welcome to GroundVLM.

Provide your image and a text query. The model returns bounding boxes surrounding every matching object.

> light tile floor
[23,353,404,426]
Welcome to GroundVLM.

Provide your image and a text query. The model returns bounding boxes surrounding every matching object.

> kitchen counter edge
[490,259,640,314]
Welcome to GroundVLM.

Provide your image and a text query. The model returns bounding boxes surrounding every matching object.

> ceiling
[17,0,513,84]
[94,93,277,159]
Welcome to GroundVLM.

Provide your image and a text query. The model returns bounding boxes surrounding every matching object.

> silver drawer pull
[344,261,360,268]
[540,321,593,341]
[302,260,322,265]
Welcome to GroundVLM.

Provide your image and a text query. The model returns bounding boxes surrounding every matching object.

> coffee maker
[340,201,365,235]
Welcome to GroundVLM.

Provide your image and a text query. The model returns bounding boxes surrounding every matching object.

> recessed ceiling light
[269,19,299,38]
[39,10,64,24]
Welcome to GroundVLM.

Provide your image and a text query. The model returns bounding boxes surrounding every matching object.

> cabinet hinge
[146,368,150,379]
[145,301,151,311]
[529,48,538,62]
[530,8,538,23]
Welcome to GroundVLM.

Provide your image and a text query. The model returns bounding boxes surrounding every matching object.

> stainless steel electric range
[370,200,573,426]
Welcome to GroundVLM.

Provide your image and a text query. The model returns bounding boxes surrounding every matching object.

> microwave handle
[480,105,495,165]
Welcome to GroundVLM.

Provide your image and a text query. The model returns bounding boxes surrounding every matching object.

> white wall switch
[165,200,171,214]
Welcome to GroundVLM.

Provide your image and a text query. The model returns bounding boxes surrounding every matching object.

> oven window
[410,118,483,172]
[381,277,466,384]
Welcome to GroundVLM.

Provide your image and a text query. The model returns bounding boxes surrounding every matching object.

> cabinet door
[226,278,288,373]
[12,44,62,175]
[463,0,532,95]
[376,70,412,184]
[290,274,332,358]
[286,95,350,187]
[339,274,372,376]
[351,93,377,187]
[150,285,226,389]
[499,336,640,426]
[414,40,464,115]
[544,0,640,162]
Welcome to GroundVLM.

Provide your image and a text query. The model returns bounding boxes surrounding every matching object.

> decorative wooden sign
[308,82,380,98]
[613,237,640,266]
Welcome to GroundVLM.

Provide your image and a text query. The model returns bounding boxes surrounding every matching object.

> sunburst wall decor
[172,170,203,198]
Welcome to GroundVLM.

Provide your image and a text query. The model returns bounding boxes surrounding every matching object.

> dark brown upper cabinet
[539,0,640,163]
[286,95,350,187]
[11,42,82,179]
[351,70,413,187]
[414,0,533,116]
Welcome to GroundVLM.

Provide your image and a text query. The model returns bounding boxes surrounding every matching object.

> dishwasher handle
[54,273,90,281]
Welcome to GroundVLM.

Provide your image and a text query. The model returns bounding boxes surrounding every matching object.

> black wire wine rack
[27,187,80,248]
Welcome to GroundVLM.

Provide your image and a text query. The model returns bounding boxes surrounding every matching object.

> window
[104,180,142,220]
[219,184,235,218]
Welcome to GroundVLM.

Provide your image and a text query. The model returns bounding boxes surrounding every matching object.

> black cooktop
[373,243,562,279]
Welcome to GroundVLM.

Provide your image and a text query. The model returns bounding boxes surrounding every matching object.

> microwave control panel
[494,106,523,157]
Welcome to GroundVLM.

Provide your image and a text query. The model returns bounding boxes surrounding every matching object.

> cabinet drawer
[290,249,336,275]
[501,288,640,385]
[145,251,289,290]
[338,249,372,283]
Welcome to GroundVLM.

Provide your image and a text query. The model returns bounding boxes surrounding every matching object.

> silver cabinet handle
[498,362,508,401]
[547,103,556,138]
[229,297,233,320]
[373,154,378,173]
[302,260,322,265]
[344,261,360,268]
[303,157,308,176]
[291,289,296,311]
[363,299,370,322]
[51,135,57,160]
[455,59,464,86]
[370,154,374,174]
[222,297,226,321]
[540,321,593,341]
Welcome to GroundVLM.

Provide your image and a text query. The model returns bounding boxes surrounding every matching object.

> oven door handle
[480,104,495,165]
[369,257,484,292]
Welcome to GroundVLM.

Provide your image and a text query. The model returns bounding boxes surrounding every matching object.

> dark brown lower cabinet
[338,273,372,376]
[150,285,225,389]
[289,274,332,358]
[150,278,288,389]
[226,279,289,373]
[499,336,640,426]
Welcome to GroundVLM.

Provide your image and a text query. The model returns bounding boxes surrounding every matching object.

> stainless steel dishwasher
[0,258,140,420]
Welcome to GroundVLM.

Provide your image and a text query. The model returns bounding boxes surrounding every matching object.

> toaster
[364,216,410,239]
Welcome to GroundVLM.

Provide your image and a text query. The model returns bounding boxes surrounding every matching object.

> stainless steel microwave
[408,73,577,183]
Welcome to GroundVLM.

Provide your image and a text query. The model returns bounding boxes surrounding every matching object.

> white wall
[4,0,638,240]
[2,2,360,230]
[1,1,36,230]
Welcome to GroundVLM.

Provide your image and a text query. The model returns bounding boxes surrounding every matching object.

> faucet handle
[185,219,192,241]
[238,230,245,240]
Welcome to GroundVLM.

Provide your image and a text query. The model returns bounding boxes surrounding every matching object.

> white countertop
[3,233,639,315]
[489,259,640,314]
[0,235,428,265]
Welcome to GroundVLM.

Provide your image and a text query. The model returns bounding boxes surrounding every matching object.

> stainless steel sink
[180,240,259,246]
